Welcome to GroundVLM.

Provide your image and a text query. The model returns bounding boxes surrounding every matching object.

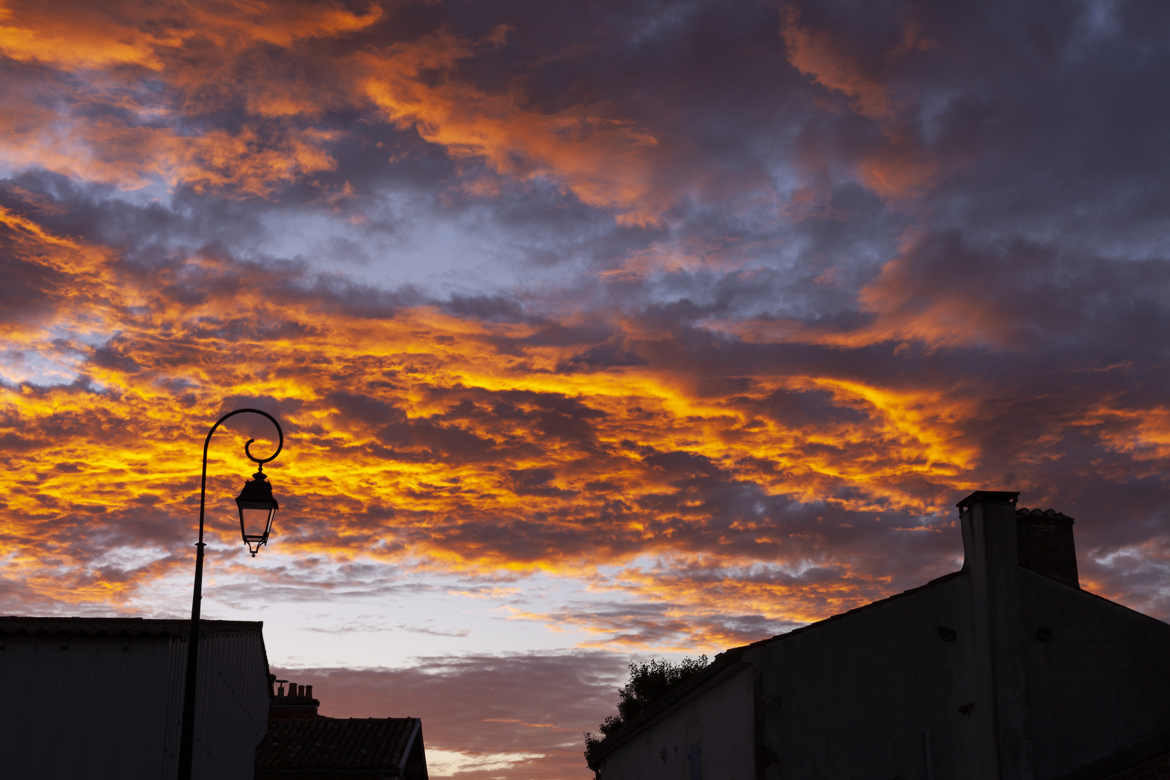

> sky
[2,0,1169,777]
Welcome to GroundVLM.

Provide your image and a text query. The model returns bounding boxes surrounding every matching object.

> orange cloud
[781,4,940,198]
[780,5,891,120]
[0,2,177,69]
[0,2,668,221]
[357,30,664,223]
[855,142,938,198]
[0,1,366,193]
[0,1,382,70]
[0,108,337,194]
[1,1,1160,666]
[0,199,978,624]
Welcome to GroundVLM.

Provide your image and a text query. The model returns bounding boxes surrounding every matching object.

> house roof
[0,616,263,639]
[589,569,966,765]
[736,569,965,651]
[256,716,422,774]
[957,489,1019,509]
[1017,506,1074,525]
[1056,728,1170,779]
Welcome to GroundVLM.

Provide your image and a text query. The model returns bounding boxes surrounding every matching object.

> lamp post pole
[178,408,283,780]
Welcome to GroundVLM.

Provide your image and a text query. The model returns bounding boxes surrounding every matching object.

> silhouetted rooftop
[256,716,421,773]
[0,616,262,638]
[590,570,965,764]
[1017,506,1075,524]
[1056,727,1170,779]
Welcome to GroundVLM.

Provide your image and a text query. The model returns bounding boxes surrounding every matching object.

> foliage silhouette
[583,655,709,773]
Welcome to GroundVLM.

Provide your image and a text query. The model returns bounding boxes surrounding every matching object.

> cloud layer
[3,1,1170,776]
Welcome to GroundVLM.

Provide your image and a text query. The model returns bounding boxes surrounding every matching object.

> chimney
[959,490,1021,577]
[957,490,1034,779]
[269,679,320,720]
[1016,507,1078,588]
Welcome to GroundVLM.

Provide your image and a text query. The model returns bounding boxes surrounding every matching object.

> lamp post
[178,408,284,780]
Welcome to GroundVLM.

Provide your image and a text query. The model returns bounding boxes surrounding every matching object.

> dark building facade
[0,618,429,780]
[590,491,1170,779]
[0,617,270,779]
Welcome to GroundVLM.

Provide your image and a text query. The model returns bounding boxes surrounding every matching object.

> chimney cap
[957,490,1020,511]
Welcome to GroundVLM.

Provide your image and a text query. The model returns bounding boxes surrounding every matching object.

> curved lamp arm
[196,408,283,545]
[179,407,283,780]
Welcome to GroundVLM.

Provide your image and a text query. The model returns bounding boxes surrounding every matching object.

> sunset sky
[3,0,1170,777]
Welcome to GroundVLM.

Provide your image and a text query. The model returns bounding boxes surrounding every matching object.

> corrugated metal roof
[256,716,421,772]
[0,616,263,638]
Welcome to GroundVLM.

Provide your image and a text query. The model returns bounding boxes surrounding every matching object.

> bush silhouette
[584,655,708,772]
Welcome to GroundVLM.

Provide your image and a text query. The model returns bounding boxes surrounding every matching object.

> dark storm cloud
[907,4,1170,251]
[0,242,66,323]
[507,468,572,498]
[442,294,529,323]
[561,342,646,371]
[755,386,870,429]
[855,231,1170,353]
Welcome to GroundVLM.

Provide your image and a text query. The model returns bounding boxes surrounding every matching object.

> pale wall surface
[600,664,756,780]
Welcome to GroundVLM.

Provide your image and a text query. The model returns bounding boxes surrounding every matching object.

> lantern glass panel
[236,471,278,556]
[239,505,276,555]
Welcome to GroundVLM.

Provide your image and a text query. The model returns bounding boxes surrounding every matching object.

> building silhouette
[0,617,429,779]
[589,491,1170,779]
[256,678,428,779]
[0,617,269,779]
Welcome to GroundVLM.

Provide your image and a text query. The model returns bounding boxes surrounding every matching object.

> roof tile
[256,716,420,771]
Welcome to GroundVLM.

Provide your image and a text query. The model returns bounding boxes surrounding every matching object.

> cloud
[3,3,1170,777]
[276,652,628,779]
[0,0,383,70]
[780,4,894,121]
[355,29,667,224]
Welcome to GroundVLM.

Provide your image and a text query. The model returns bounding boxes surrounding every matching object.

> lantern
[236,469,279,556]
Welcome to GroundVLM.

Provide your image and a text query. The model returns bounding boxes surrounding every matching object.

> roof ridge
[0,616,264,636]
[256,716,421,770]
[1016,506,1075,522]
[742,569,964,650]
[591,569,966,763]
[316,715,420,723]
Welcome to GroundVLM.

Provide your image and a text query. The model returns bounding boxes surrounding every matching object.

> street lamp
[237,469,279,556]
[178,408,284,780]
